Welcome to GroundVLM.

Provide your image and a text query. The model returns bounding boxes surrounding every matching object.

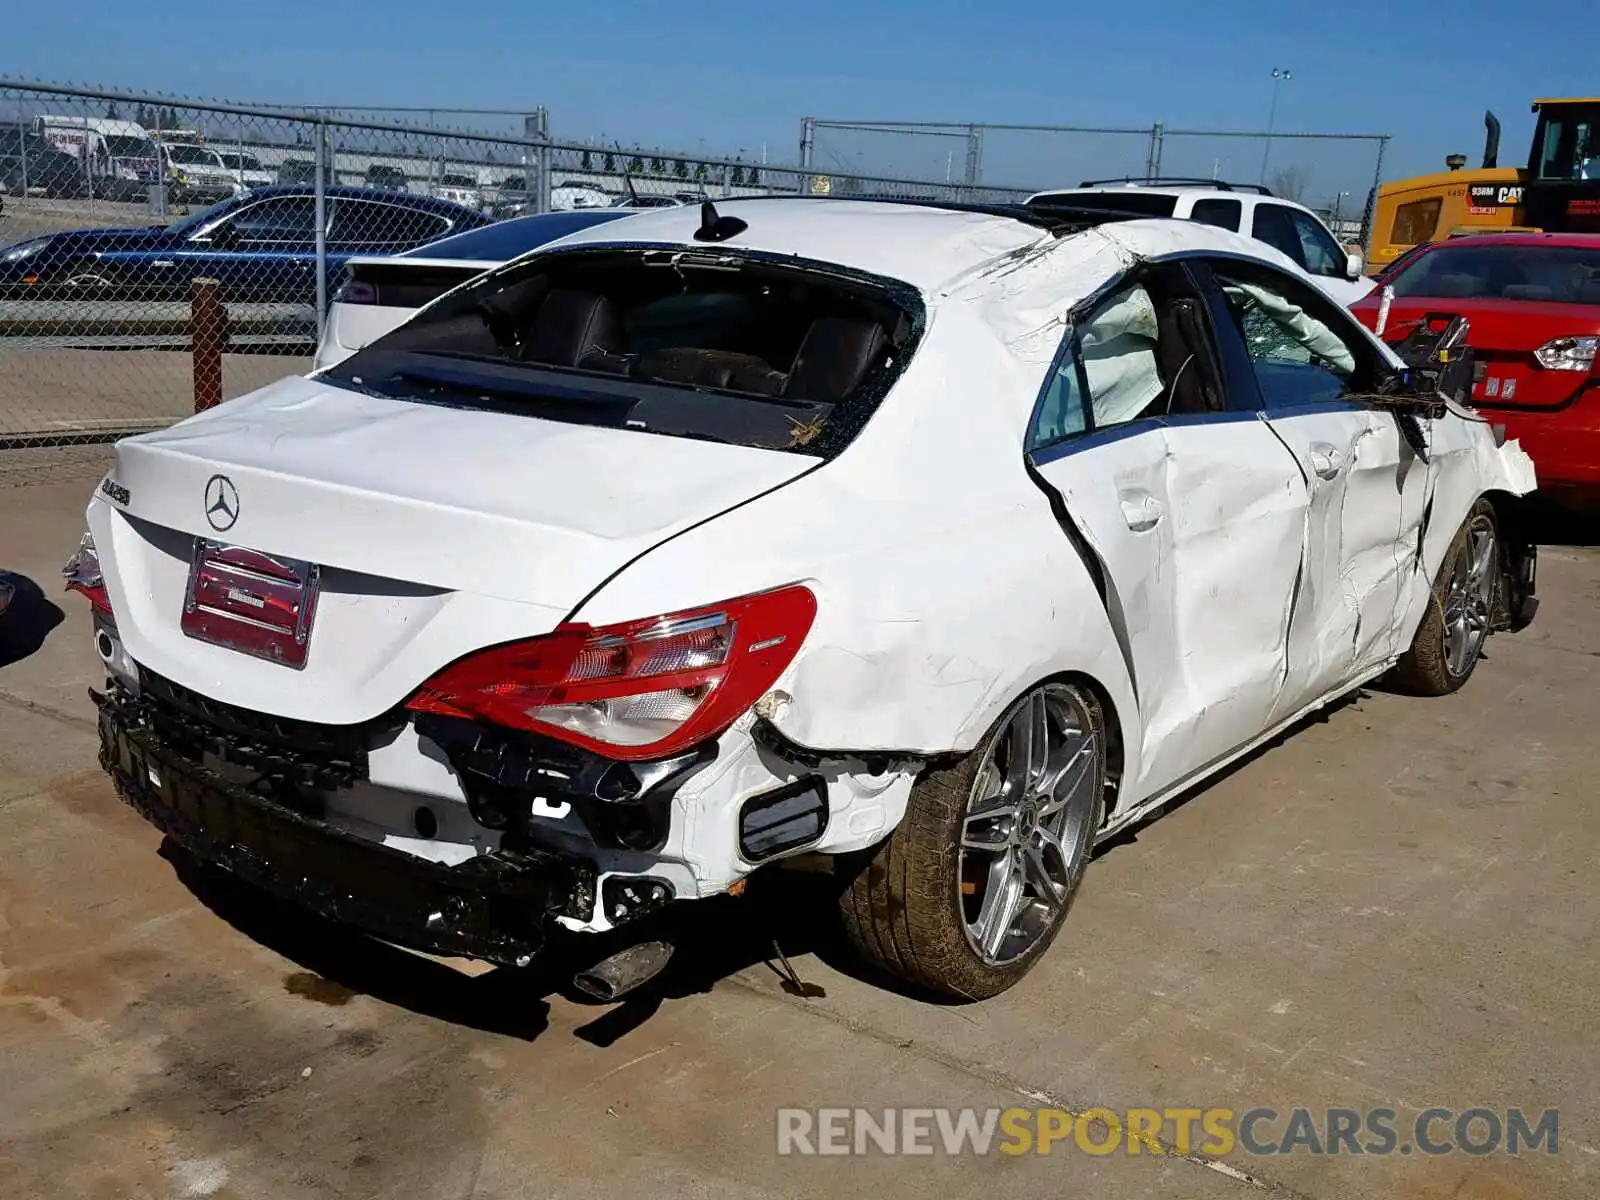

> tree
[581,149,592,170]
[1269,166,1311,203]
[629,155,644,174]
[650,156,663,174]
[694,162,707,183]
[105,102,119,119]
[747,166,760,187]
[603,151,616,172]
[673,159,688,180]
[730,164,745,186]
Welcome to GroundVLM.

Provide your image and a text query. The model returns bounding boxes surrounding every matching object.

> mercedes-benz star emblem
[204,474,239,532]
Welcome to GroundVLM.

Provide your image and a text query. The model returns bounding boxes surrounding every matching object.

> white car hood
[111,375,816,608]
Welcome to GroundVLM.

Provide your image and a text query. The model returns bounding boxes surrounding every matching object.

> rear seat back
[521,289,621,366]
[784,317,888,403]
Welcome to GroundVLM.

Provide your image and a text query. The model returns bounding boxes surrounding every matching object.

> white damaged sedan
[70,198,1538,1000]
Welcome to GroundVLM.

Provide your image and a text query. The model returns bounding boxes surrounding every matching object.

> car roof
[529,197,1085,291]
[1030,183,1306,207]
[384,209,637,264]
[235,184,487,220]
[529,195,1335,301]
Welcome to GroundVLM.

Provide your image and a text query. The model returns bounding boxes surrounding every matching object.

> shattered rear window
[325,247,924,458]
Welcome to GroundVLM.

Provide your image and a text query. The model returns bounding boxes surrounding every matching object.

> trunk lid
[113,374,816,608]
[97,375,817,723]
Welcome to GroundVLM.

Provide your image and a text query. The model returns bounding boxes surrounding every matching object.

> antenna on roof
[694,200,747,243]
[614,140,641,206]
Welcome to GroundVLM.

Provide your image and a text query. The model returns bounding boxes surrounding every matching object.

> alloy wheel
[1443,515,1497,679]
[958,684,1101,966]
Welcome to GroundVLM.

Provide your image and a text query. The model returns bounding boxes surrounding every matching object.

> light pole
[1259,67,1292,185]
[1332,189,1350,227]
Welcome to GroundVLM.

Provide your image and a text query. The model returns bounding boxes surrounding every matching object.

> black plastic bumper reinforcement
[95,688,596,967]
[413,712,716,853]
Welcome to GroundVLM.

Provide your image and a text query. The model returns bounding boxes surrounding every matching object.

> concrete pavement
[1,464,1596,1199]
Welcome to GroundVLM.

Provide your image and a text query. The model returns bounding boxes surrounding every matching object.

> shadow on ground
[1527,496,1599,548]
[158,688,1390,1041]
[0,572,64,668]
[164,841,879,1046]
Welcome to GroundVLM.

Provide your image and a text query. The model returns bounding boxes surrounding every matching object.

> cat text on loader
[1368,100,1600,272]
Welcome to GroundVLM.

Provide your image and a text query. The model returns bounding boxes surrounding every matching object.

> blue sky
[2,0,1593,200]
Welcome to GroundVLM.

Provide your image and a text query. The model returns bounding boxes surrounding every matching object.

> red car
[1352,233,1600,506]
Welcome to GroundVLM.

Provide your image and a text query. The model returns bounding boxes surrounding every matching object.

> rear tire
[1390,499,1500,696]
[838,681,1106,1000]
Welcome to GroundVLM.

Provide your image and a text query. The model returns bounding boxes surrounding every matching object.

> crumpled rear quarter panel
[571,303,1142,768]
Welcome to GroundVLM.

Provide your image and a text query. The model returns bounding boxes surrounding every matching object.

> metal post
[799,117,815,196]
[964,123,982,188]
[526,108,551,215]
[191,277,227,412]
[1259,67,1291,185]
[314,119,328,340]
[1146,122,1165,180]
[17,118,27,198]
[1362,136,1388,261]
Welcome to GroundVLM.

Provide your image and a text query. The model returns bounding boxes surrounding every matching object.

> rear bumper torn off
[94,687,596,967]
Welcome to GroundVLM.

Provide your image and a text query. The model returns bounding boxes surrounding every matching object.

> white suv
[1027,180,1375,306]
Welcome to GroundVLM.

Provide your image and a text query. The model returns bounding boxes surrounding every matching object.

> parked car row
[0,185,491,301]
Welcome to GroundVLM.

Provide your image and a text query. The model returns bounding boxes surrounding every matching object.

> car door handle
[1119,490,1164,532]
[1309,444,1346,480]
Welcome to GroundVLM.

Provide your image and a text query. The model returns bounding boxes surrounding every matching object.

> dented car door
[1207,263,1426,720]
[1025,273,1311,803]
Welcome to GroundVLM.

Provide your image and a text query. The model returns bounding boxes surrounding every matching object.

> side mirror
[1345,249,1365,280]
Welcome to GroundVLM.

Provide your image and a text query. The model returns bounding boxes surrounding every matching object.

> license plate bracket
[181,539,320,670]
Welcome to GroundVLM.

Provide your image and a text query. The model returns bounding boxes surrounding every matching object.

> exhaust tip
[572,940,675,1002]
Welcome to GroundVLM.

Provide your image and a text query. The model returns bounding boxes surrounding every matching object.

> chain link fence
[1,81,1020,457]
[2,84,1391,461]
[802,119,1389,227]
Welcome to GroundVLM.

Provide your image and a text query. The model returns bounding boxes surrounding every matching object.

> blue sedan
[0,185,492,302]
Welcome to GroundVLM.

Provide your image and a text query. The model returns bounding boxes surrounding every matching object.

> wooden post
[191,277,227,412]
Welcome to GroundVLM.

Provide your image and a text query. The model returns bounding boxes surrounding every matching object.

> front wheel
[838,681,1107,1000]
[1390,499,1501,696]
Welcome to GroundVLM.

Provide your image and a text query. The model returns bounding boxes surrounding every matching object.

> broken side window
[1214,267,1373,410]
[1026,265,1225,450]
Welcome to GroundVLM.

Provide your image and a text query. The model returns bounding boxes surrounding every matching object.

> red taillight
[67,580,112,613]
[407,584,817,761]
[62,532,112,614]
